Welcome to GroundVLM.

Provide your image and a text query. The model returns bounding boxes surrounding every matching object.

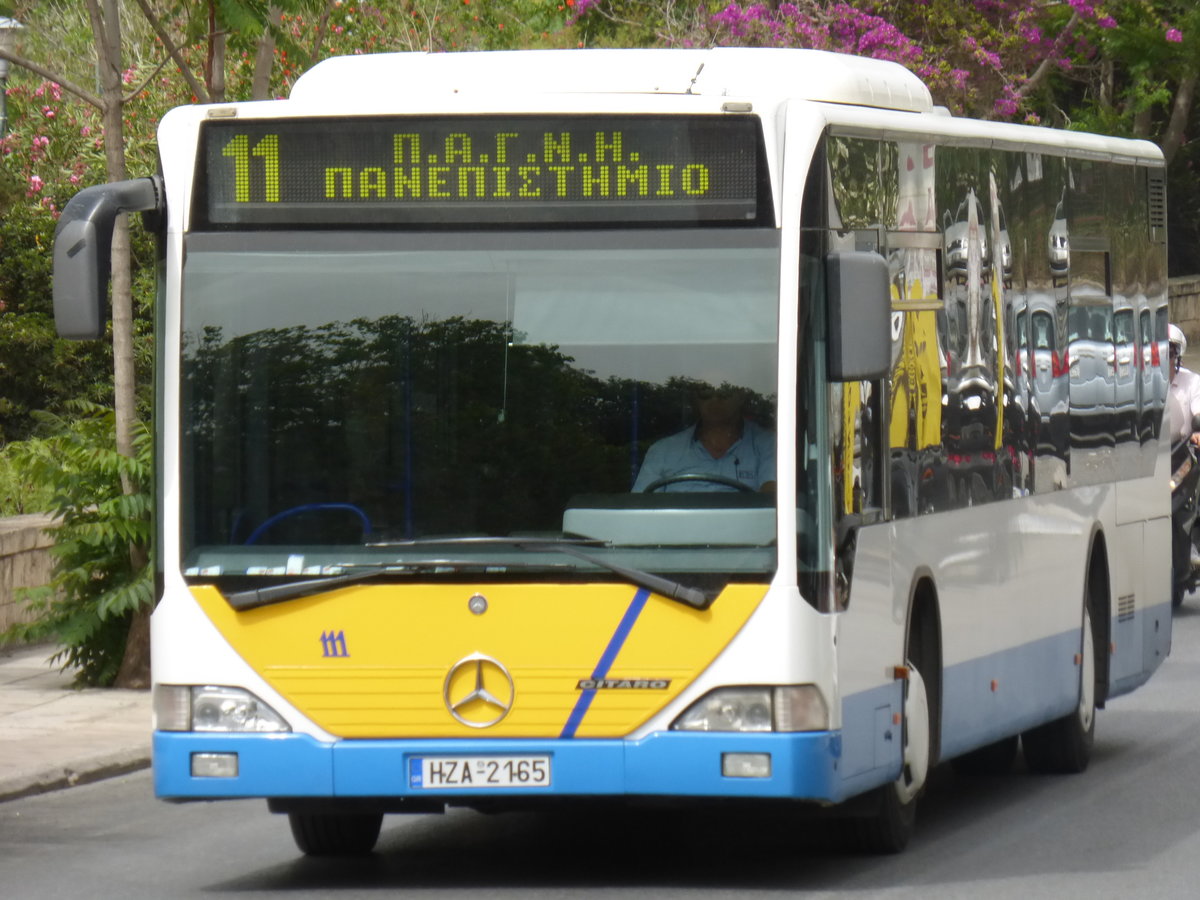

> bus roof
[289,47,935,114]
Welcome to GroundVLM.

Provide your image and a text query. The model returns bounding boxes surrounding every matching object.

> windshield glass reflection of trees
[181,232,780,581]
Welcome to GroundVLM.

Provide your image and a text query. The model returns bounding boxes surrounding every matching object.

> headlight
[154,685,290,733]
[671,685,828,733]
[673,688,772,733]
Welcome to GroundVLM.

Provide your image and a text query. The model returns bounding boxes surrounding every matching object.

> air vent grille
[1118,593,1136,623]
[1147,169,1167,241]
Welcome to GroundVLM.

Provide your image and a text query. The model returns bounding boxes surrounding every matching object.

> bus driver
[633,385,777,493]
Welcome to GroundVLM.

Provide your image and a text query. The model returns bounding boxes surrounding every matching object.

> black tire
[950,734,1018,776]
[852,774,917,855]
[853,625,934,854]
[288,811,383,856]
[1022,606,1096,774]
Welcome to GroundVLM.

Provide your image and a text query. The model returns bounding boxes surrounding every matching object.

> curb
[0,750,151,803]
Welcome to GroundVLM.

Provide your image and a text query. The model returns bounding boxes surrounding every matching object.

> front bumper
[154,730,845,803]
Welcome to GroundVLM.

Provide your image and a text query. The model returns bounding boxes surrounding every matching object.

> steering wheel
[244,503,372,545]
[641,473,756,494]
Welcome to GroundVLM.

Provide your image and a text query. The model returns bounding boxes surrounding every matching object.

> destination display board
[192,115,764,228]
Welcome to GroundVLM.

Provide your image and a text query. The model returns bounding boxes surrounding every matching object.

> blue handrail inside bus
[244,503,373,545]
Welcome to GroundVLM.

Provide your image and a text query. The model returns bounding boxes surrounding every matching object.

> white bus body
[52,48,1171,856]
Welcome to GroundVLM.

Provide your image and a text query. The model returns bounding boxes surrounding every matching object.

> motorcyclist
[1167,324,1200,446]
[1168,324,1200,605]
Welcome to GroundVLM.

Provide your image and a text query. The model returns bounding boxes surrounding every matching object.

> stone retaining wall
[0,514,57,633]
[1171,275,1200,343]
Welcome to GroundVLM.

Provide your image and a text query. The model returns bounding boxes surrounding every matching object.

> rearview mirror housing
[825,250,891,382]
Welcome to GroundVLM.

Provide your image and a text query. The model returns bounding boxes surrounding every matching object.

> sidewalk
[0,642,151,802]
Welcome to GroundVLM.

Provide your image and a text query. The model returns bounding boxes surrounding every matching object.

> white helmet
[1170,323,1187,356]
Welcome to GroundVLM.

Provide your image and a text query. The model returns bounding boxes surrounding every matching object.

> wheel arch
[904,570,943,766]
[1085,525,1112,708]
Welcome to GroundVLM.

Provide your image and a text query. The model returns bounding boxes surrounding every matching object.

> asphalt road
[3,603,1200,899]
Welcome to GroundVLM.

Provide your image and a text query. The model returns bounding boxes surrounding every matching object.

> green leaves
[0,404,152,686]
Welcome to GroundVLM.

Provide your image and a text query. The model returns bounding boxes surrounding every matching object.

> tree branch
[0,47,103,109]
[251,5,282,101]
[306,0,336,67]
[132,0,210,104]
[123,52,173,105]
[1160,70,1197,166]
[1012,13,1080,105]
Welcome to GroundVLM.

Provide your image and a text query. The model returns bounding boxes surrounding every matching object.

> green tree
[0,405,152,686]
[1041,1,1199,272]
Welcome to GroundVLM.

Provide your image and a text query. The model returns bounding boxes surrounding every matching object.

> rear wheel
[288,811,383,856]
[1022,606,1096,774]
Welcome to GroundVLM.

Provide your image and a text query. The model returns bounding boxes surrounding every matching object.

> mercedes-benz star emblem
[443,653,515,728]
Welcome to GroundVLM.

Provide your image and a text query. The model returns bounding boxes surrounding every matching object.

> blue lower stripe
[559,587,651,738]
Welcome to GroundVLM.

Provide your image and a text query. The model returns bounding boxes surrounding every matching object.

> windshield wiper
[222,567,390,611]
[219,537,713,612]
[374,536,712,609]
[518,541,713,610]
[221,558,575,611]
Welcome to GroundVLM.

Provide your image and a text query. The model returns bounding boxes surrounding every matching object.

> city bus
[52,48,1172,856]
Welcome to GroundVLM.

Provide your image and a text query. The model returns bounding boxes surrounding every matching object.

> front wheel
[1022,606,1096,774]
[288,811,383,856]
[853,660,931,853]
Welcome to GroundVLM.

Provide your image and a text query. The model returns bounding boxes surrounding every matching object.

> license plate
[409,755,552,789]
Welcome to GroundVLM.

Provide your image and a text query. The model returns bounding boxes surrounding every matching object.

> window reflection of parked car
[995,203,1013,287]
[944,209,967,275]
[1067,303,1116,439]
[942,192,990,282]
[1029,297,1069,457]
[1140,303,1171,442]
[1112,301,1138,438]
[1048,202,1069,278]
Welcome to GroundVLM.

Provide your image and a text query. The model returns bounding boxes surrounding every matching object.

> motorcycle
[1170,416,1200,608]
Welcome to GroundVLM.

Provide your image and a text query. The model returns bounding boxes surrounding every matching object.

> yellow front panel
[191,582,767,738]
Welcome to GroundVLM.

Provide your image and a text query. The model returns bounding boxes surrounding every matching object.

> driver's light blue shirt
[633,420,776,492]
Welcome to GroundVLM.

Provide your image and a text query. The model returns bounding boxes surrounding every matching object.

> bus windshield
[180,229,781,582]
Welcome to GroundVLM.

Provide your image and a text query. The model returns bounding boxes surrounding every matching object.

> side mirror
[53,177,162,339]
[825,250,891,381]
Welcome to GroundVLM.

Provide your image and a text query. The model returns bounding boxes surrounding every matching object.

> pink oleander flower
[568,0,600,23]
[28,174,44,193]
[1097,17,1117,29]
[41,105,55,118]
[1166,28,1183,43]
